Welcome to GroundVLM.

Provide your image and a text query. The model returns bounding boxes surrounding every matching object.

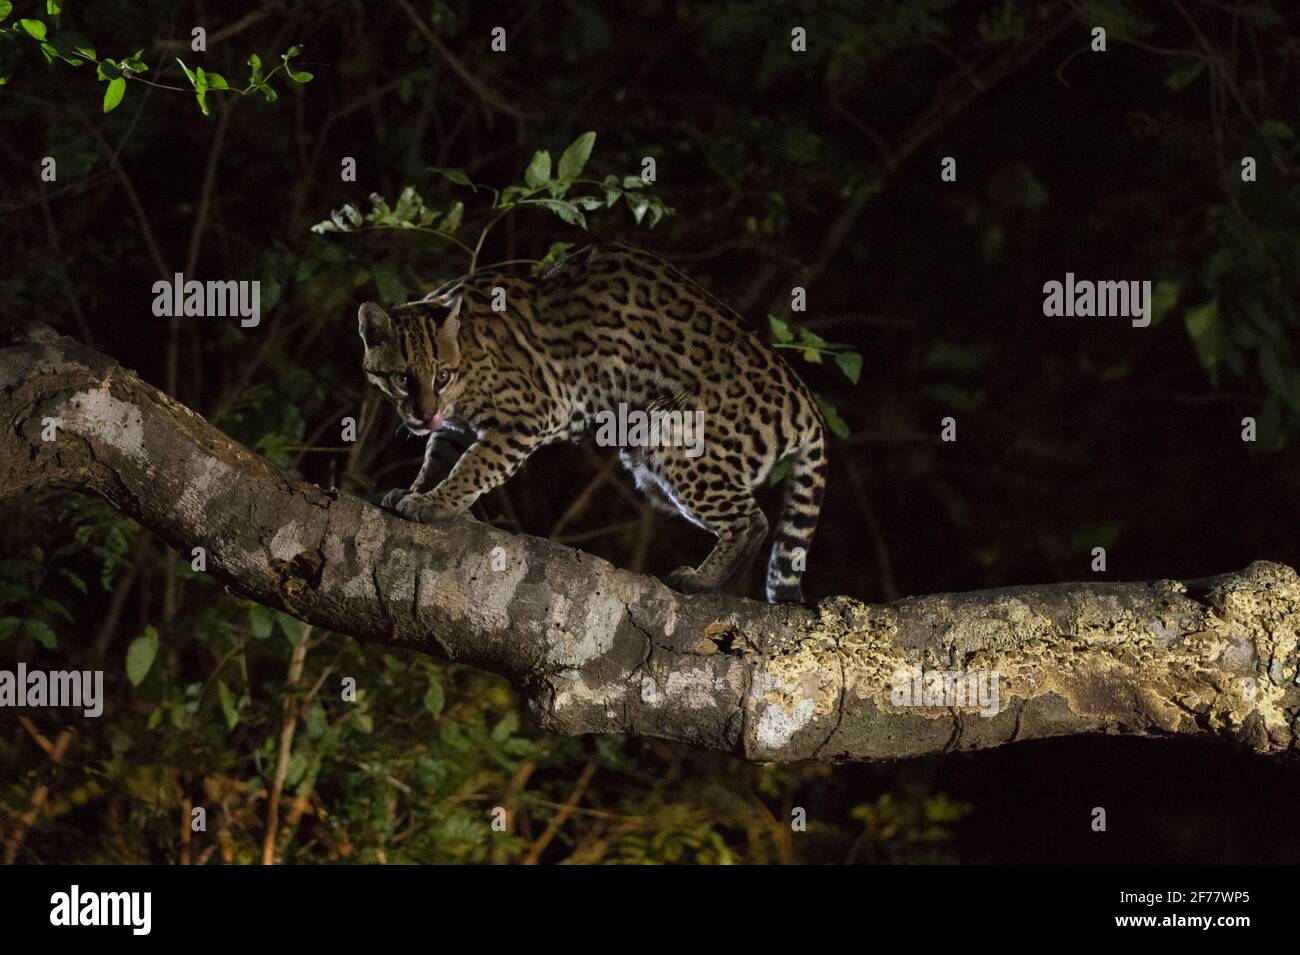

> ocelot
[356,242,827,602]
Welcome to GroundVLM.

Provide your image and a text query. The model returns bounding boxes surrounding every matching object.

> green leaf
[1070,520,1123,553]
[38,596,73,623]
[19,18,46,39]
[1149,280,1180,326]
[922,383,986,413]
[45,0,60,15]
[534,198,586,229]
[119,49,147,73]
[768,315,794,343]
[835,350,863,385]
[423,681,445,719]
[247,52,263,84]
[392,185,421,223]
[217,678,240,730]
[986,163,1049,210]
[176,58,197,88]
[1183,299,1222,379]
[284,752,308,786]
[625,193,650,224]
[25,619,57,649]
[435,167,471,187]
[260,277,281,315]
[524,150,552,189]
[534,240,575,274]
[766,457,792,486]
[438,200,464,234]
[557,131,596,184]
[1164,59,1205,91]
[1259,347,1300,415]
[0,616,19,639]
[126,626,160,686]
[815,396,851,439]
[275,611,302,644]
[1260,119,1294,141]
[102,76,126,113]
[923,342,994,372]
[798,327,829,350]
[491,711,519,742]
[0,3,12,24]
[371,261,406,303]
[249,604,274,639]
[646,197,670,227]
[204,71,229,90]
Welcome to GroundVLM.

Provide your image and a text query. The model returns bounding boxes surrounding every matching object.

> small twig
[522,760,597,865]
[394,0,527,120]
[262,625,310,864]
[4,723,74,864]
[152,11,268,51]
[549,453,622,539]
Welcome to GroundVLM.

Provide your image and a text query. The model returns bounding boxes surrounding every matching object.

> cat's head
[357,296,465,436]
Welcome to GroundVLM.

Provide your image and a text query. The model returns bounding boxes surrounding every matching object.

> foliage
[311,132,674,272]
[0,2,309,114]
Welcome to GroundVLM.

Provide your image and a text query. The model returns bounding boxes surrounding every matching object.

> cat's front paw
[664,565,710,594]
[396,492,461,524]
[380,488,410,510]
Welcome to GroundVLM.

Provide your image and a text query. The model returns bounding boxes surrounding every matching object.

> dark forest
[1,0,1298,867]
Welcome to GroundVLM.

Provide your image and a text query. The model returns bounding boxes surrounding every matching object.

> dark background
[1,0,1298,863]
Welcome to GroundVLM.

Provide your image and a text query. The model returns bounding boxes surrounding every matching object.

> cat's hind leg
[639,449,769,594]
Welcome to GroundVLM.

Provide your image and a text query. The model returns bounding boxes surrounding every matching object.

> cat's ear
[357,302,392,347]
[435,297,462,365]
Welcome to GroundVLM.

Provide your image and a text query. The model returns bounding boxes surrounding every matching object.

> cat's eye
[391,373,413,394]
[435,369,454,390]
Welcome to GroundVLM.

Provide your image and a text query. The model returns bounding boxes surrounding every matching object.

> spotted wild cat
[356,242,827,602]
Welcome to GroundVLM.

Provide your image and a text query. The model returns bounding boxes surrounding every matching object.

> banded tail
[766,428,827,603]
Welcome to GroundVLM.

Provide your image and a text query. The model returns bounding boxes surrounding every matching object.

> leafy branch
[0,3,310,114]
[768,315,862,443]
[311,131,674,273]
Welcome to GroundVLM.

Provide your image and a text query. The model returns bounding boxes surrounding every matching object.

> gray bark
[2,322,1298,761]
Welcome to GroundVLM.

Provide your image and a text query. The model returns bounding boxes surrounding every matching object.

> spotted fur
[356,242,826,602]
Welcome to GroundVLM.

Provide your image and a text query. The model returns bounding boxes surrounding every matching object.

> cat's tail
[766,425,827,603]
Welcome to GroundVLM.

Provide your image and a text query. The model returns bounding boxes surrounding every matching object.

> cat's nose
[426,411,445,431]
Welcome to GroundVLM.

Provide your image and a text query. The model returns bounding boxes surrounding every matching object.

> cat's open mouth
[405,411,445,436]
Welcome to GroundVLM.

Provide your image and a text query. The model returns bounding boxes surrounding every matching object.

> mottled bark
[2,322,1298,761]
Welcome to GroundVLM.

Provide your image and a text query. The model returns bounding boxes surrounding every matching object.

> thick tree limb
[2,322,1298,761]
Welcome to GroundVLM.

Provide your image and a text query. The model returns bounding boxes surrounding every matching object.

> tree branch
[2,322,1298,761]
